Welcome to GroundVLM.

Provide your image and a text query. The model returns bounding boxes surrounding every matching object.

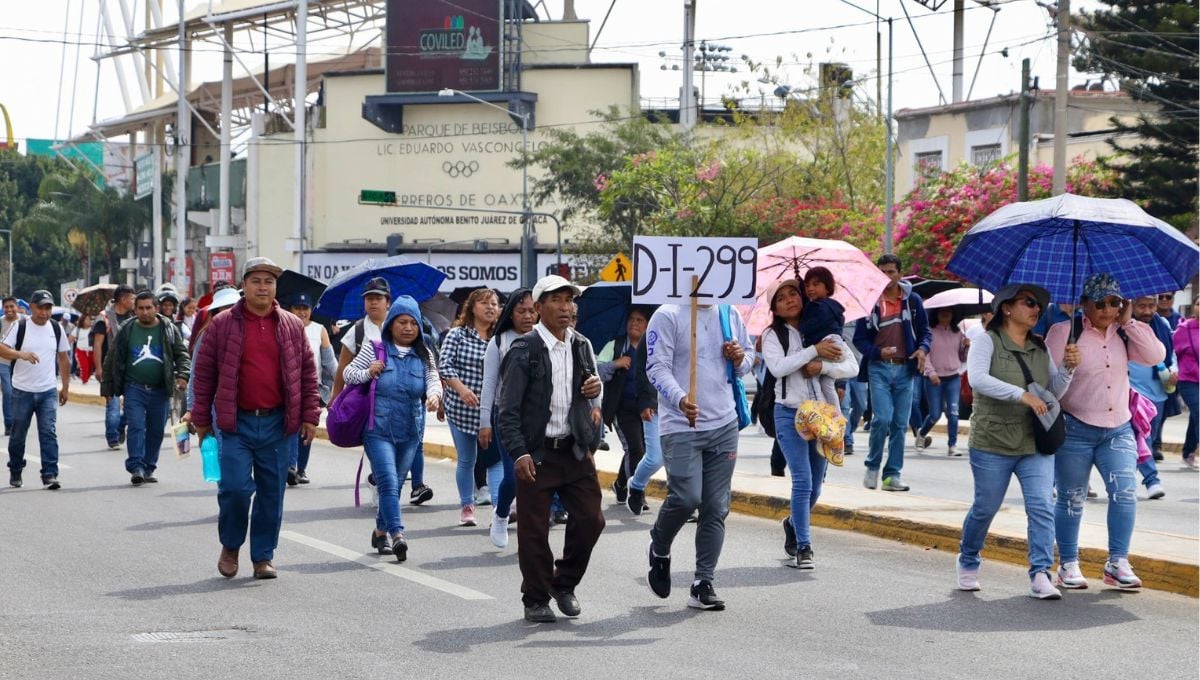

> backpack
[15,319,64,375]
[756,324,790,439]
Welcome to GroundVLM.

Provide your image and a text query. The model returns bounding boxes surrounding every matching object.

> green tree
[1073,0,1199,229]
[0,149,83,296]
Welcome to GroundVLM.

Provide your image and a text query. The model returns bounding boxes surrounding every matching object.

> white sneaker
[863,468,879,490]
[489,512,509,548]
[1103,558,1143,589]
[475,485,492,506]
[1055,561,1089,589]
[1184,453,1198,470]
[947,446,962,457]
[1029,571,1062,600]
[955,559,980,591]
[1146,482,1166,500]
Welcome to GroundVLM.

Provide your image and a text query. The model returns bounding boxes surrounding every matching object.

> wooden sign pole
[688,275,698,428]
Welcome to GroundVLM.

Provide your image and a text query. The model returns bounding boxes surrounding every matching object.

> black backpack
[756,325,790,439]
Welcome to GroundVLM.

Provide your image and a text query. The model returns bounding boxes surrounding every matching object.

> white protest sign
[632,236,759,305]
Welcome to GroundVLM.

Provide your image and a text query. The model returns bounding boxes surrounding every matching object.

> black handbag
[1011,351,1065,455]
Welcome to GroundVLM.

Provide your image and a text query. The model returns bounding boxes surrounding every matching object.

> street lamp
[437,88,537,288]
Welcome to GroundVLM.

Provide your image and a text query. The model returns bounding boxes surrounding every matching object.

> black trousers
[516,448,605,607]
[613,406,646,488]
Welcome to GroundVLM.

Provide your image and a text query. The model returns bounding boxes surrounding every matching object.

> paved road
[0,404,1196,679]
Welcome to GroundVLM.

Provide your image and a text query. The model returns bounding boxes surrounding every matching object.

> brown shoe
[217,547,239,578]
[252,560,278,580]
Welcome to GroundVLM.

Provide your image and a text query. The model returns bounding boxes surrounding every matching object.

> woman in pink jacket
[1173,307,1199,469]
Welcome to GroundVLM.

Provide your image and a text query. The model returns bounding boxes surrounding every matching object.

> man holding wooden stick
[643,289,753,611]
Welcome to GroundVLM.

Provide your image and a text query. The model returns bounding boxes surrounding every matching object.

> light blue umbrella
[948,193,1200,304]
[313,256,446,321]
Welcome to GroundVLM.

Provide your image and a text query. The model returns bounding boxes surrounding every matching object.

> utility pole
[174,0,188,291]
[680,0,697,130]
[1052,0,1070,195]
[1018,58,1032,201]
[294,0,308,274]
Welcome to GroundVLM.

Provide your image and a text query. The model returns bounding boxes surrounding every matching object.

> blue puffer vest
[366,295,430,443]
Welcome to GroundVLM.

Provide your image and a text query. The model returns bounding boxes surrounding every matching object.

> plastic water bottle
[201,435,221,483]
[1157,363,1176,394]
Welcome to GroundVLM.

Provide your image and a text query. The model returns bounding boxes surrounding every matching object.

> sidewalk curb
[75,392,1193,598]
[929,422,1185,455]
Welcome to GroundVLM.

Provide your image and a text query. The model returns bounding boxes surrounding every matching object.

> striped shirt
[438,325,489,433]
[535,323,574,438]
[343,340,442,398]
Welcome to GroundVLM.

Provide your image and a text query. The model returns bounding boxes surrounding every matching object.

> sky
[0,0,1108,147]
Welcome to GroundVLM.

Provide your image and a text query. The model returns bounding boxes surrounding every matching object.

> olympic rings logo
[442,160,480,178]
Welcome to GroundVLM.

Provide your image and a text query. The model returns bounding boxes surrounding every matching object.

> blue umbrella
[948,193,1200,304]
[313,256,446,321]
[575,282,657,353]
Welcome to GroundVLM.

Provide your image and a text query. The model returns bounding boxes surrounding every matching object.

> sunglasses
[1012,296,1041,308]
[1158,294,1174,300]
[1092,298,1125,310]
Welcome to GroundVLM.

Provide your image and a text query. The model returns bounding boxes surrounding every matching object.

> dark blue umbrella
[948,193,1200,304]
[313,256,446,321]
[575,282,657,353]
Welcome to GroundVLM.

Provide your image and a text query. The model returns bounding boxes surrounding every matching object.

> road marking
[279,530,493,600]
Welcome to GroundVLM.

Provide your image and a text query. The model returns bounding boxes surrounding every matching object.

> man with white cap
[191,257,320,580]
[1,290,71,490]
[497,274,604,623]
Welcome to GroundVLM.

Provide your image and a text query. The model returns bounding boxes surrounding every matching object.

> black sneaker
[627,487,645,515]
[42,477,61,491]
[8,470,21,488]
[286,467,299,487]
[687,580,725,611]
[552,510,569,525]
[409,484,433,505]
[685,511,699,523]
[647,541,671,598]
[297,470,310,484]
[391,534,408,563]
[130,469,145,486]
[107,441,120,450]
[524,602,557,623]
[598,441,610,451]
[118,432,126,446]
[371,531,393,556]
[796,545,814,570]
[549,589,581,617]
[612,479,628,504]
[782,517,797,557]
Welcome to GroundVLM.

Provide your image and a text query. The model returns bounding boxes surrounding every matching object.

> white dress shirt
[535,322,574,438]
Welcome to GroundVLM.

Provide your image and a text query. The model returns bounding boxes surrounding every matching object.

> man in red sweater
[191,257,320,580]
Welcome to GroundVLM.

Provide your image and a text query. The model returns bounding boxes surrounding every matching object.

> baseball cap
[242,256,283,280]
[1081,272,1122,301]
[30,290,54,307]
[287,292,314,308]
[361,276,392,299]
[765,279,802,312]
[532,275,581,302]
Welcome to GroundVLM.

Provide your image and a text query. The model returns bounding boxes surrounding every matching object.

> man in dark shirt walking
[192,258,320,580]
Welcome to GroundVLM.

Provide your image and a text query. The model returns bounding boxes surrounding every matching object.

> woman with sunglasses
[1045,273,1165,590]
[957,285,1077,598]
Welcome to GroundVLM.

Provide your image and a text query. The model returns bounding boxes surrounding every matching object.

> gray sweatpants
[650,419,740,582]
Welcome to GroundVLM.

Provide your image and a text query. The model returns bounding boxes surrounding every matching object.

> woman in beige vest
[957,284,1078,599]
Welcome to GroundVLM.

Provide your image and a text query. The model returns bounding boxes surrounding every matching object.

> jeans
[920,375,961,447]
[1054,415,1138,562]
[909,376,925,434]
[124,383,169,475]
[105,394,126,444]
[629,412,662,491]
[410,443,426,488]
[841,379,867,448]
[958,448,1055,577]
[1179,381,1198,457]
[290,439,312,472]
[363,431,420,535]
[0,363,12,430]
[447,420,502,507]
[774,405,828,547]
[217,411,296,563]
[7,388,59,479]
[651,420,739,582]
[865,362,914,480]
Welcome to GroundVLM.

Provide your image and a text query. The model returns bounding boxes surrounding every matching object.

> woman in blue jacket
[343,296,442,562]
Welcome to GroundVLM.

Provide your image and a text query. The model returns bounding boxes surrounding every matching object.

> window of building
[971,143,1002,166]
[915,150,943,171]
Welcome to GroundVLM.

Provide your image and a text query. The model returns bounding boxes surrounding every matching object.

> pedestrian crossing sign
[599,253,632,283]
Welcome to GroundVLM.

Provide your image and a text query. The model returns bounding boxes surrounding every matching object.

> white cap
[532,275,581,302]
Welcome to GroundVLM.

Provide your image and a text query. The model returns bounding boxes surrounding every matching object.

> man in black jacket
[598,306,656,507]
[497,275,604,623]
[101,291,190,485]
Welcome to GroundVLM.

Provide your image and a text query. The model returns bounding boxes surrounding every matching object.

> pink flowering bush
[894,157,1118,278]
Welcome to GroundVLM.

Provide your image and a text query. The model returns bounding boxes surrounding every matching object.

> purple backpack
[326,340,385,448]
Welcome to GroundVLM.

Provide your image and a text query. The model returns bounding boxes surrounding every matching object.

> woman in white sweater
[762,279,858,570]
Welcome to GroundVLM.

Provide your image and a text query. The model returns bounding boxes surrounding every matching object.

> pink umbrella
[739,236,890,335]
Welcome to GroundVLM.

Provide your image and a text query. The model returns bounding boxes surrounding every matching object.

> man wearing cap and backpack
[1,290,71,490]
[94,284,136,449]
[191,257,320,580]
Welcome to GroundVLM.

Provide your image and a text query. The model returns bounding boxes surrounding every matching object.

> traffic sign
[598,252,632,283]
[359,189,397,205]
